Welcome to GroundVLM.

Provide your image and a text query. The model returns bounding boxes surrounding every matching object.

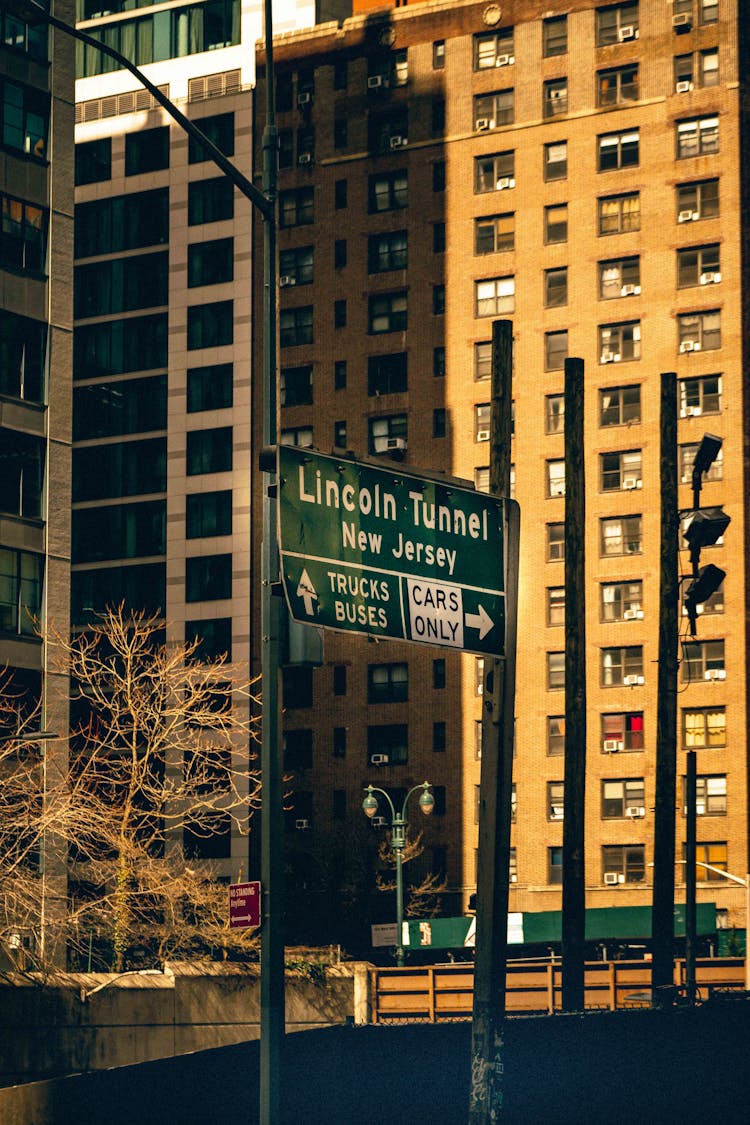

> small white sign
[406,578,464,648]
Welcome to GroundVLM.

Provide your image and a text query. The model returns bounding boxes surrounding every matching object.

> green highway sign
[277,446,514,657]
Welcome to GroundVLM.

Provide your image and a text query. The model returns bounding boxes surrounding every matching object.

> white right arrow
[465,604,494,640]
[296,569,318,616]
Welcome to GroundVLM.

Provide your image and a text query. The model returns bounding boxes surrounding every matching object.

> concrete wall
[0,961,369,1085]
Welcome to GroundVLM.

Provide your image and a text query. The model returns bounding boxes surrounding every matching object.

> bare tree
[375,831,448,920]
[0,607,261,973]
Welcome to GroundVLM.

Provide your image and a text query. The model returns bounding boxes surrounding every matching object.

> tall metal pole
[469,319,518,1124]
[259,1,282,1120]
[562,357,586,1012]
[652,373,679,992]
[685,749,697,1003]
[393,814,406,967]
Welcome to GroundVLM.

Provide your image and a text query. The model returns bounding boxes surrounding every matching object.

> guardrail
[369,958,746,1022]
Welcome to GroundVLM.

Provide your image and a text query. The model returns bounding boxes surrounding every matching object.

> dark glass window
[0,547,43,637]
[187,238,233,287]
[333,664,347,695]
[0,193,47,273]
[284,729,313,772]
[0,309,46,402]
[0,430,44,517]
[125,127,169,175]
[280,365,313,407]
[368,353,407,396]
[188,177,234,226]
[187,363,233,412]
[368,170,407,212]
[1,9,47,61]
[280,306,313,348]
[334,360,347,390]
[72,438,166,502]
[185,616,232,661]
[334,179,347,209]
[283,666,313,709]
[187,301,233,349]
[186,491,232,538]
[0,78,48,161]
[75,137,111,185]
[73,375,167,440]
[188,113,235,164]
[72,500,166,563]
[75,188,169,258]
[74,251,169,318]
[186,427,232,475]
[279,188,314,227]
[74,313,168,379]
[186,553,232,602]
[72,562,166,625]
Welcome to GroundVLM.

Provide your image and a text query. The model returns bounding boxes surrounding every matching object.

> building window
[474,29,514,70]
[602,711,644,752]
[600,385,641,426]
[680,441,722,484]
[284,729,313,773]
[368,231,407,273]
[333,58,347,90]
[599,321,641,364]
[368,170,407,212]
[185,553,232,603]
[598,130,639,171]
[602,779,645,820]
[474,151,515,194]
[680,374,721,418]
[332,420,346,449]
[545,204,568,245]
[677,244,721,288]
[544,267,568,308]
[0,547,42,637]
[332,665,347,696]
[433,409,447,438]
[282,666,312,711]
[74,252,169,319]
[548,846,563,885]
[547,523,565,561]
[683,706,725,749]
[186,427,232,475]
[545,331,568,371]
[75,137,111,185]
[125,127,169,175]
[432,722,446,753]
[681,639,725,682]
[677,116,719,158]
[368,662,408,704]
[674,48,719,91]
[431,98,445,135]
[598,65,638,108]
[547,587,565,626]
[544,79,568,118]
[280,306,313,348]
[333,117,347,149]
[367,723,408,766]
[475,276,514,318]
[547,716,565,756]
[546,459,565,498]
[596,3,639,46]
[0,77,48,161]
[186,491,232,539]
[187,363,232,413]
[509,849,518,884]
[475,468,489,493]
[474,89,514,131]
[74,375,166,441]
[544,141,567,181]
[475,213,514,255]
[280,365,313,408]
[476,657,485,696]
[332,726,347,758]
[334,179,347,209]
[0,309,46,404]
[601,581,643,623]
[547,651,565,690]
[334,360,347,390]
[676,179,719,223]
[334,300,347,328]
[278,129,293,169]
[187,300,233,350]
[368,292,407,334]
[433,347,446,378]
[543,16,567,57]
[599,256,640,300]
[599,192,640,235]
[600,515,642,557]
[368,112,409,153]
[368,353,407,397]
[684,774,727,817]
[474,342,492,381]
[692,842,727,882]
[433,160,446,191]
[547,781,564,822]
[334,240,347,269]
[474,403,490,442]
[433,222,446,253]
[433,285,446,315]
[279,187,314,227]
[678,310,721,352]
[545,394,564,435]
[0,193,47,274]
[72,436,165,503]
[187,238,233,288]
[601,645,644,687]
[602,845,645,885]
[188,113,234,163]
[600,449,642,492]
[185,617,231,662]
[279,246,314,287]
[369,414,407,455]
[433,39,445,69]
[188,177,234,226]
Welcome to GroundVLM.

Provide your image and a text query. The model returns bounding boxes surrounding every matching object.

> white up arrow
[465,604,494,640]
[296,569,318,616]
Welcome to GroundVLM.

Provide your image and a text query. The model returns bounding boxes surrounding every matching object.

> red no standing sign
[229,881,261,929]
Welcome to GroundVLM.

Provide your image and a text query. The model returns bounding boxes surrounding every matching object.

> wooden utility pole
[469,320,519,1124]
[652,373,679,992]
[562,358,586,1012]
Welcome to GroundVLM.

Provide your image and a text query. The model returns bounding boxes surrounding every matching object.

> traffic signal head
[692,433,723,478]
[685,563,726,609]
[682,507,731,551]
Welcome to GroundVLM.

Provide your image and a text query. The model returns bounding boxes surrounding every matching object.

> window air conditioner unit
[476,429,490,442]
[604,872,620,886]
[623,478,641,490]
[700,271,721,284]
[495,54,510,66]
[550,806,564,821]
[385,436,407,451]
[295,818,310,830]
[620,285,635,296]
[618,26,636,41]
[679,340,697,353]
[389,136,406,149]
[476,118,493,131]
[297,92,311,106]
[603,739,623,753]
[298,153,312,165]
[678,209,696,222]
[510,873,518,883]
[704,668,726,681]
[367,75,385,89]
[680,404,701,417]
[623,608,639,620]
[371,753,390,765]
[372,816,387,828]
[623,674,643,686]
[601,351,616,363]
[676,80,693,94]
[626,806,646,819]
[672,13,692,30]
[279,276,295,288]
[496,176,513,190]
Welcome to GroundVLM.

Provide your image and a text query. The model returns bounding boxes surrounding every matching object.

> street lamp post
[362,782,434,967]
